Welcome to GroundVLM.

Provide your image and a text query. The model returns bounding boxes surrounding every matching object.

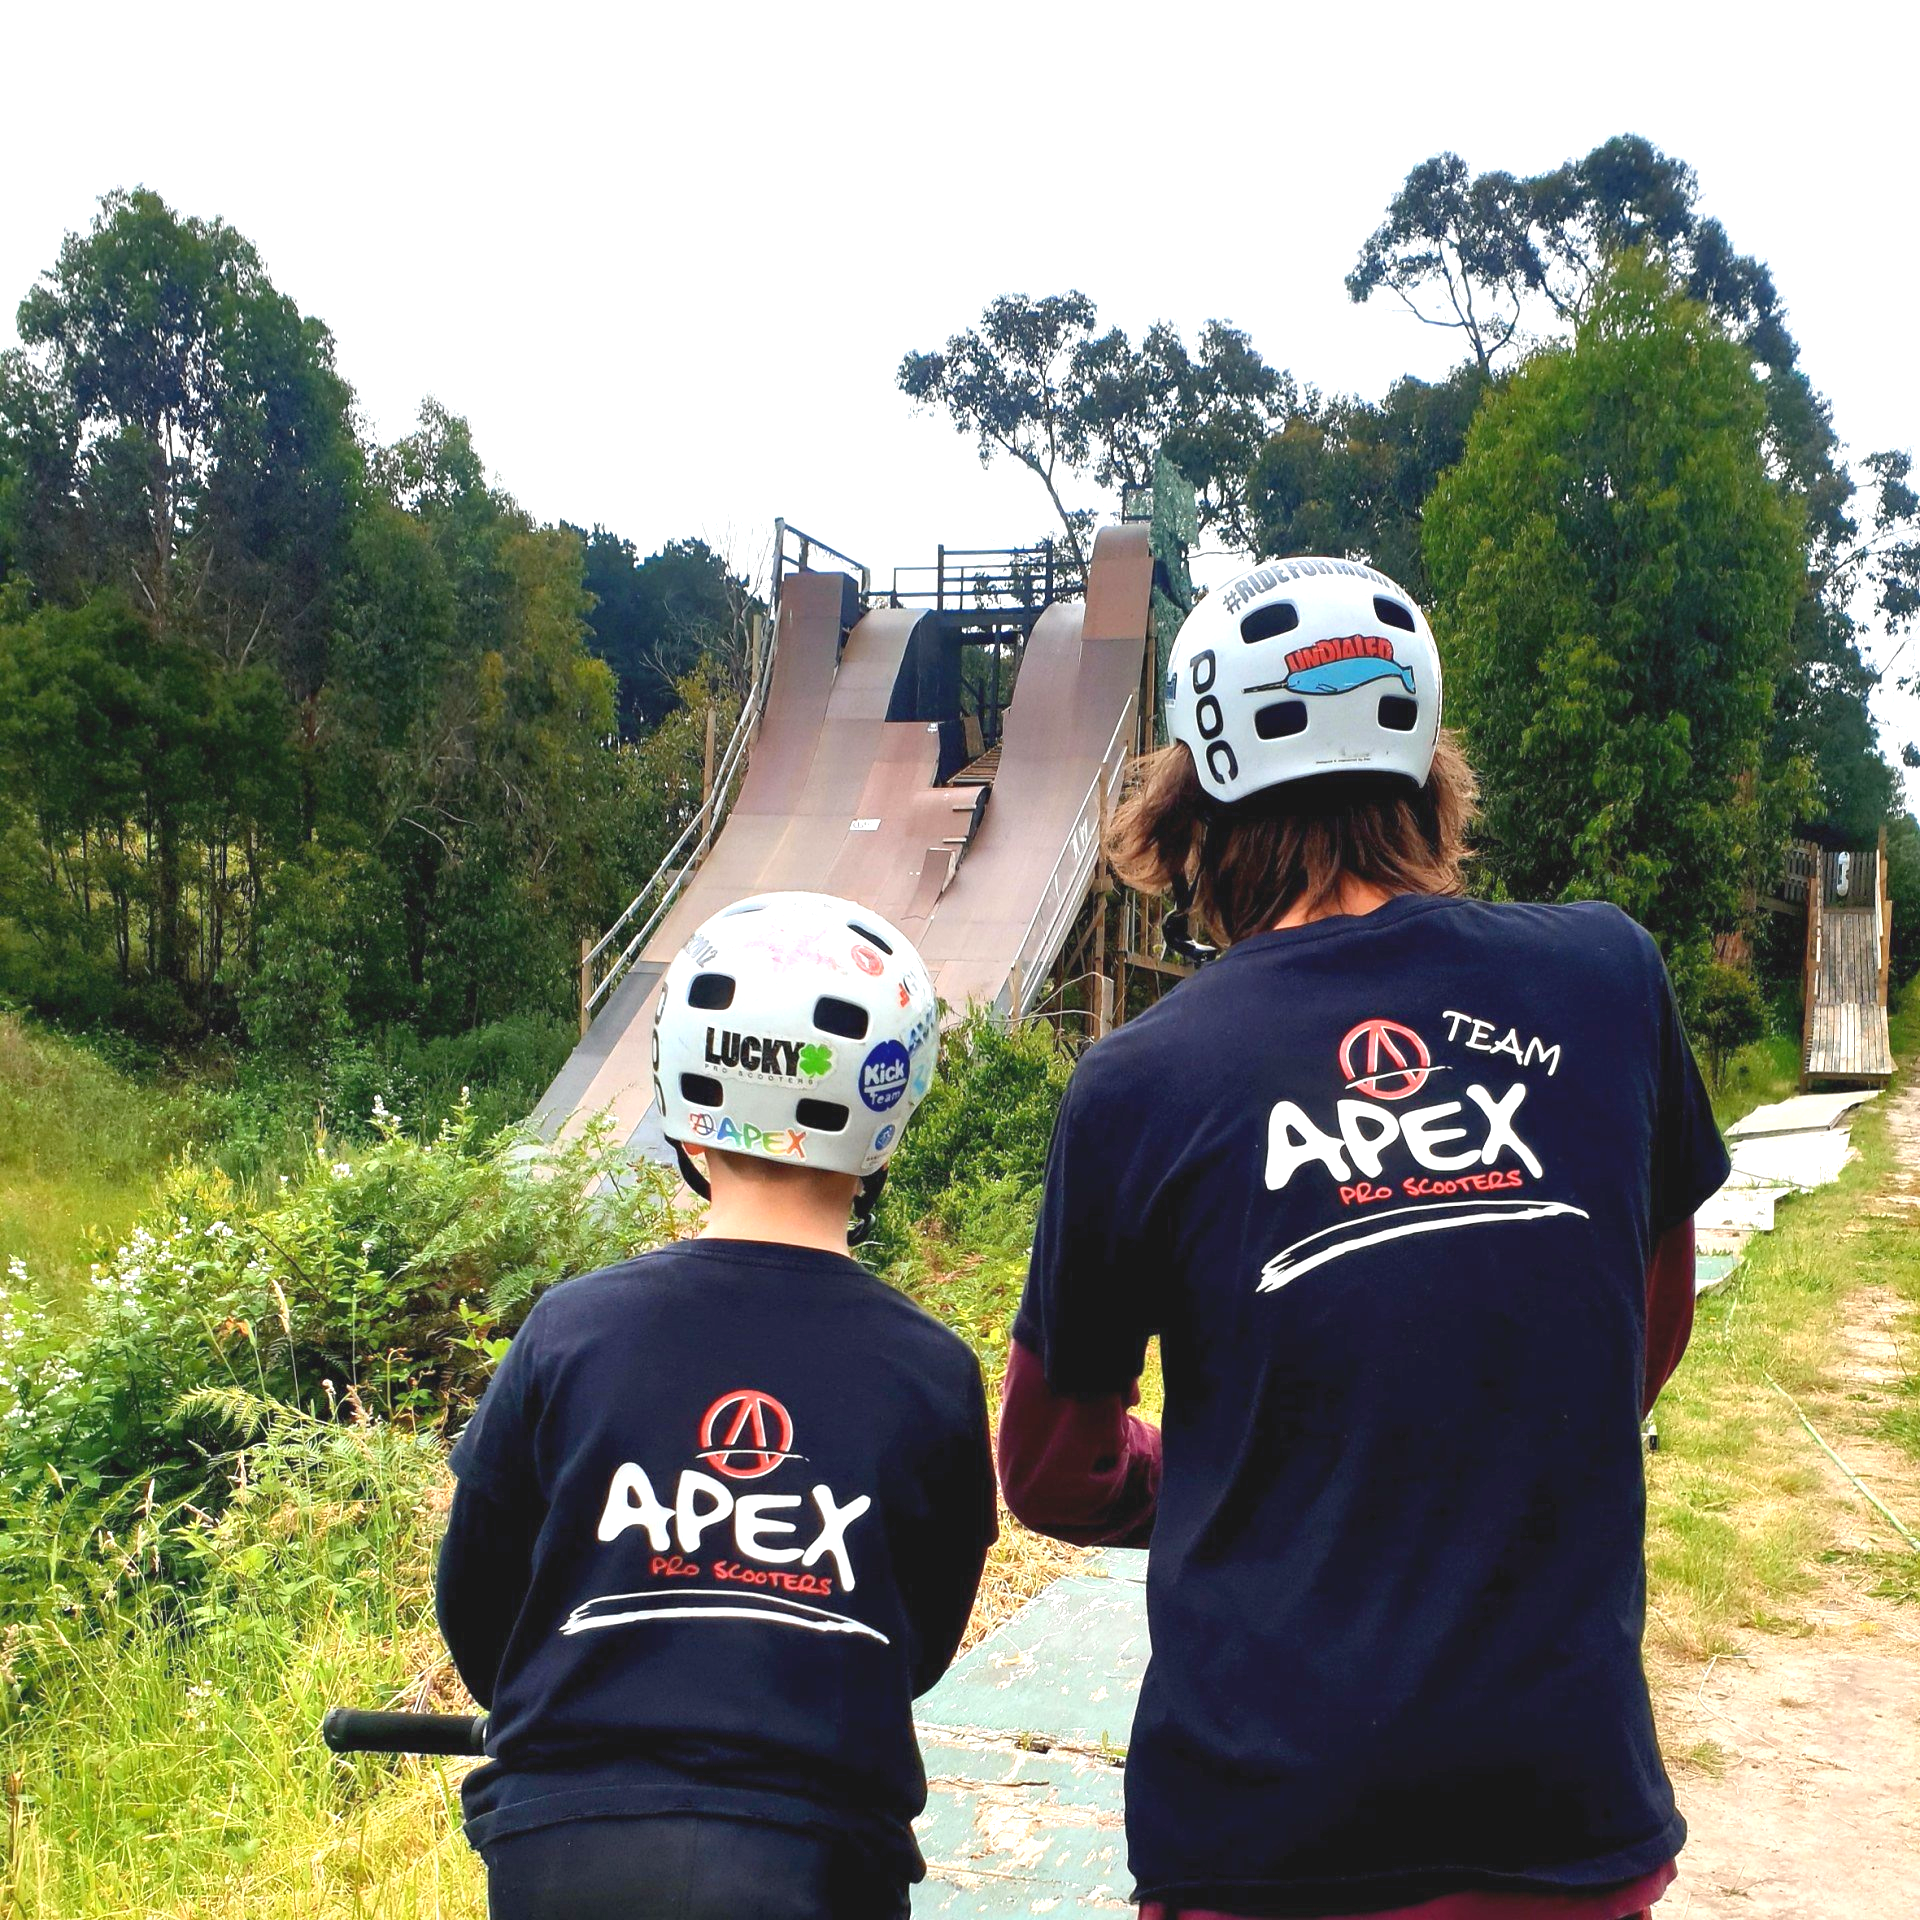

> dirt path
[1659,1072,1920,1918]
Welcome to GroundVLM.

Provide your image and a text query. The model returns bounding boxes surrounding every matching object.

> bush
[867,1008,1072,1352]
[1692,961,1768,1088]
[871,1009,1070,1250]
[0,1101,676,1505]
[191,1015,576,1184]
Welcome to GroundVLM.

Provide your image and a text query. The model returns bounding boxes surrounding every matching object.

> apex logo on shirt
[571,1387,885,1646]
[1338,1017,1434,1101]
[698,1389,799,1480]
[1258,1012,1589,1293]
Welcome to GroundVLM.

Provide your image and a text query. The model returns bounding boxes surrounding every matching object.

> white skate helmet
[653,892,938,1224]
[1165,556,1442,805]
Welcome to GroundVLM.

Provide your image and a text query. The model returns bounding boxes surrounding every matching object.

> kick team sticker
[859,1040,911,1112]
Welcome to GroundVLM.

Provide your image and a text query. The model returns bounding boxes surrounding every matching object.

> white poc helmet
[1165,556,1442,805]
[653,891,938,1192]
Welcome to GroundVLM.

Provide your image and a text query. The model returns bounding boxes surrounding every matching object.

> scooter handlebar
[322,1707,489,1756]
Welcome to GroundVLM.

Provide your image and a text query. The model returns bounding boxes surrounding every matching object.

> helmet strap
[671,1140,712,1201]
[848,1168,889,1248]
[1163,823,1219,966]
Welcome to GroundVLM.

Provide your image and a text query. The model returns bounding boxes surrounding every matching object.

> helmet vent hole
[1373,596,1417,633]
[680,1072,724,1108]
[813,996,870,1040]
[1378,694,1420,732]
[795,1098,849,1132]
[847,921,893,954]
[1240,601,1300,643]
[686,972,735,1011]
[717,900,766,917]
[1254,700,1310,740]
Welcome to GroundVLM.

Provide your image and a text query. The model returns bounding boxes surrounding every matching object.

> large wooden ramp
[532,526,1151,1153]
[1800,835,1895,1088]
[1804,908,1894,1081]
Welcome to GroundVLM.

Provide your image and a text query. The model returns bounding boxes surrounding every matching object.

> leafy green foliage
[900,294,1295,564]
[1246,363,1488,598]
[1691,963,1769,1088]
[1345,135,1919,810]
[1423,259,1806,980]
[0,1397,469,1912]
[1348,136,1783,375]
[0,190,726,1054]
[0,1010,217,1310]
[866,1011,1070,1352]
[1887,813,1920,988]
[569,528,757,735]
[0,1101,674,1503]
[900,292,1101,574]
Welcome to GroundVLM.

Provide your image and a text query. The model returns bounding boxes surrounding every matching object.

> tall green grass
[1706,1028,1801,1132]
[0,1014,204,1314]
[1,1396,481,1917]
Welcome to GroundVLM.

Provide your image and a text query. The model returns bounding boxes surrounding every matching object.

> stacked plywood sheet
[1694,1090,1879,1289]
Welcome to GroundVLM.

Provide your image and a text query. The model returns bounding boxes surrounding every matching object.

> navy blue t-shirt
[1013,895,1729,1915]
[440,1238,996,1875]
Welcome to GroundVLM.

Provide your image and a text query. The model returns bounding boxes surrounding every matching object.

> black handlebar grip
[322,1707,489,1756]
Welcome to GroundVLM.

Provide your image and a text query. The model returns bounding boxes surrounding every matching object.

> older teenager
[1000,559,1723,1920]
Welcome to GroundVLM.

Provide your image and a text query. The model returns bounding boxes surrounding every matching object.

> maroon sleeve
[997,1336,1162,1547]
[1643,1218,1696,1414]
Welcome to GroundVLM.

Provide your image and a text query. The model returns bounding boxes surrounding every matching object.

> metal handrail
[874,540,1063,612]
[580,617,780,1023]
[1004,697,1137,1018]
[774,518,869,603]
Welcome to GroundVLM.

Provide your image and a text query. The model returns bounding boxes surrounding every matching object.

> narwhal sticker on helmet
[1253,634,1414,699]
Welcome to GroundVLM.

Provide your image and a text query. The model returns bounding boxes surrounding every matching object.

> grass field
[1705,1028,1801,1132]
[1646,984,1920,1653]
[0,1014,205,1315]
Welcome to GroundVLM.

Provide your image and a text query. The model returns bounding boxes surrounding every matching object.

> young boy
[1001,560,1725,1920]
[437,891,996,1920]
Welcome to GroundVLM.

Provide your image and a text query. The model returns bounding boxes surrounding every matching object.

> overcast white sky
[5,1,1917,791]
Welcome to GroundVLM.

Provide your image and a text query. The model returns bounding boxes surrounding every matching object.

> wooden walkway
[1804,905,1894,1082]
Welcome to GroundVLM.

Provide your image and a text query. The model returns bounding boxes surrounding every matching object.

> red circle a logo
[1338,1018,1432,1101]
[697,1389,796,1479]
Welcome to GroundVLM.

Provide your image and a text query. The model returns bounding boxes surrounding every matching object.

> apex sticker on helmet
[685,1112,808,1159]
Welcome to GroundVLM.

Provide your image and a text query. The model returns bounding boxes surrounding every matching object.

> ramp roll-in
[533,526,1153,1154]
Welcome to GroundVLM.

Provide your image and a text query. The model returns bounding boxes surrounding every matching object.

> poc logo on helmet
[1189,649,1239,786]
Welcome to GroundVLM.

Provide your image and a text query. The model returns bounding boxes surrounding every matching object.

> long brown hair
[1107,732,1478,948]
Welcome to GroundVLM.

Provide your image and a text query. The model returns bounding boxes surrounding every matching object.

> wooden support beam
[1879,823,1893,1007]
